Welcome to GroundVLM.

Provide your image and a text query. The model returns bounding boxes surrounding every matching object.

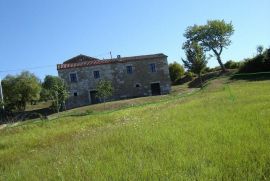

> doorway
[90,90,100,104]
[151,83,161,96]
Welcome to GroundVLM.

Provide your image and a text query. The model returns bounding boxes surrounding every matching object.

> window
[73,92,78,97]
[126,66,133,74]
[70,73,77,82]
[93,71,100,79]
[149,63,156,72]
[135,83,140,88]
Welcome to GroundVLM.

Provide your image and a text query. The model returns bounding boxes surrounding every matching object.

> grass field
[0,77,270,180]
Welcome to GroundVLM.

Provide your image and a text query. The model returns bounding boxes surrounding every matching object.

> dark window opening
[70,73,77,82]
[73,92,78,96]
[126,66,133,74]
[94,71,100,79]
[149,63,156,72]
[135,84,140,88]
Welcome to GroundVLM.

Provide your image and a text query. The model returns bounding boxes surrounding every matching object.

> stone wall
[58,56,171,109]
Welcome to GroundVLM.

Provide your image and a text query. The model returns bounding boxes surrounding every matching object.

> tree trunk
[216,55,226,72]
[199,74,203,89]
[103,97,106,110]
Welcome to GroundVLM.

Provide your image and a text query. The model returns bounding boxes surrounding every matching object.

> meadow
[0,77,270,180]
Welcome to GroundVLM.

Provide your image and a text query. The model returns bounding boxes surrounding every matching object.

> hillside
[1,76,270,180]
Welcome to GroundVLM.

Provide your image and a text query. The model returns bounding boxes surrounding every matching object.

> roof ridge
[58,53,167,70]
[63,54,100,64]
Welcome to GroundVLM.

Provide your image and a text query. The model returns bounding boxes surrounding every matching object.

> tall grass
[0,79,270,180]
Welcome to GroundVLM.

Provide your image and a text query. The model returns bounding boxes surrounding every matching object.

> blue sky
[0,0,269,80]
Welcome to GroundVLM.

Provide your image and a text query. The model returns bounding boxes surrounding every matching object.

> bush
[224,60,243,69]
[2,71,41,112]
[169,62,185,82]
[203,66,221,73]
[239,49,270,73]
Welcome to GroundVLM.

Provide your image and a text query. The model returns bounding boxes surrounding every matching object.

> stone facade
[57,53,171,109]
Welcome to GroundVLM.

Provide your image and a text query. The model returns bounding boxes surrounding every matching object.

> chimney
[117,55,121,60]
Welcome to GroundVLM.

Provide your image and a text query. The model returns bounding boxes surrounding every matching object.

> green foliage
[256,45,264,55]
[239,48,270,73]
[0,100,4,109]
[2,71,41,112]
[42,75,69,112]
[185,71,195,78]
[96,80,113,103]
[224,60,243,69]
[183,20,234,72]
[169,62,185,82]
[182,42,208,88]
[0,79,270,180]
[182,42,207,75]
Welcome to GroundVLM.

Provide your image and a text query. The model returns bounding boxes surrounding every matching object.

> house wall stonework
[58,54,171,109]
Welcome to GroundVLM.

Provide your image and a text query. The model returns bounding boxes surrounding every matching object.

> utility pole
[0,77,4,110]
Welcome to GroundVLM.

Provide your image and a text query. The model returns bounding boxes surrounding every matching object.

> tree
[169,62,185,82]
[96,80,113,104]
[183,20,234,72]
[2,71,41,112]
[182,42,208,88]
[42,75,69,113]
[224,60,243,69]
[256,45,264,55]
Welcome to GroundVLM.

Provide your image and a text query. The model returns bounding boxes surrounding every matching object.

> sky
[0,0,269,80]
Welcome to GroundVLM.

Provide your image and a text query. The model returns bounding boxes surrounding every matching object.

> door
[90,91,100,104]
[151,83,161,96]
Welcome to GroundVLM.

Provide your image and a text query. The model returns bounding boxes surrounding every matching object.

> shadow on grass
[0,107,55,124]
[230,72,270,81]
[188,71,233,88]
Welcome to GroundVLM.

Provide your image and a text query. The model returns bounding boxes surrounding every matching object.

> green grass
[0,77,270,180]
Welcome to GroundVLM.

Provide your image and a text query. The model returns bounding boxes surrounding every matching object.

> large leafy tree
[183,20,234,72]
[182,42,208,88]
[2,71,41,112]
[42,75,68,112]
[169,62,185,82]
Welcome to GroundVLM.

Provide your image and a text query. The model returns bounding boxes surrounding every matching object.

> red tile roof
[57,53,167,70]
[63,54,99,64]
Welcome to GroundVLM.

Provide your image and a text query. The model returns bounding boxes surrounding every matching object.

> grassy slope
[0,78,270,180]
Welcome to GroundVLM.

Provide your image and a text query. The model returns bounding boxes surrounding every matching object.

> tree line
[0,73,113,116]
[0,73,68,114]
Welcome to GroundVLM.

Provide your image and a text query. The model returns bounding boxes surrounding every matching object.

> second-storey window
[126,66,133,74]
[70,73,78,82]
[94,71,100,79]
[149,63,156,72]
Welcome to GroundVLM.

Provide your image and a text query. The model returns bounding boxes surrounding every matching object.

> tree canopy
[182,42,208,88]
[42,75,68,112]
[256,45,264,55]
[169,62,185,82]
[2,71,41,112]
[183,20,234,72]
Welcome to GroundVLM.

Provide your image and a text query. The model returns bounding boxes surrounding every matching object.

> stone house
[57,53,171,109]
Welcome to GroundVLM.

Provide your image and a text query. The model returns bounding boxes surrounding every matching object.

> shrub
[224,60,243,69]
[2,71,41,112]
[169,62,185,82]
[203,66,221,73]
[239,49,270,73]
